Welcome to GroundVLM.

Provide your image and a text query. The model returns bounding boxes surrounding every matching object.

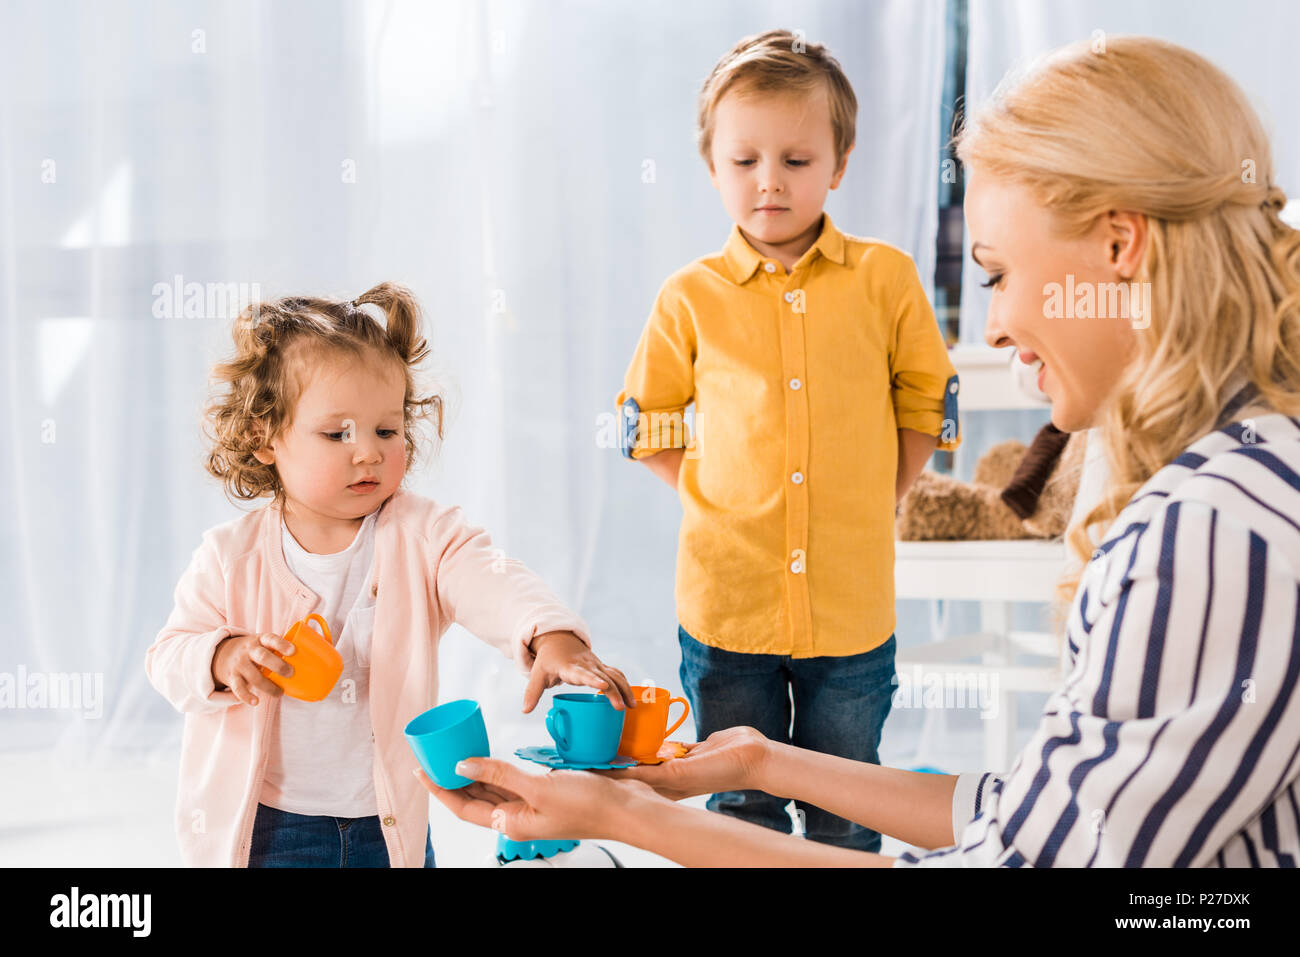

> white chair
[894,345,1068,773]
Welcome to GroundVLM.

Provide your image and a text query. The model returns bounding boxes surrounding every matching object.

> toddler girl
[146,282,632,867]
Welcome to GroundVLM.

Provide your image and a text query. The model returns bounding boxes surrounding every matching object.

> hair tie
[1262,182,1286,213]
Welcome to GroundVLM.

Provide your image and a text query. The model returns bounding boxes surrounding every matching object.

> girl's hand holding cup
[211,632,295,707]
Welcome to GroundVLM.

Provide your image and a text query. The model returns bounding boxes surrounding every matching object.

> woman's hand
[522,631,637,713]
[414,758,666,842]
[598,726,773,800]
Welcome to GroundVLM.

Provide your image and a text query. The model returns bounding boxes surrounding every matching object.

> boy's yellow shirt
[617,213,960,657]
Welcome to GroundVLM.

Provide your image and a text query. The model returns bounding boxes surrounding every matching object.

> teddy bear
[896,423,1088,541]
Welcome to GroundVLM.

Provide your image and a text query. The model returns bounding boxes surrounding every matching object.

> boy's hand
[896,427,939,503]
[522,631,636,713]
[211,632,295,707]
[640,447,685,489]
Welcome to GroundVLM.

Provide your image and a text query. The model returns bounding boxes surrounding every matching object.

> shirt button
[381,815,396,827]
[791,471,804,484]
[764,262,777,273]
[790,559,804,574]
[784,292,795,303]
[789,377,802,390]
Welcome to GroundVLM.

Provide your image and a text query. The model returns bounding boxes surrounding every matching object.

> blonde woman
[418,35,1300,867]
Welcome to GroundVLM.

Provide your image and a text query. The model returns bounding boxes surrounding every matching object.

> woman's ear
[1106,210,1148,280]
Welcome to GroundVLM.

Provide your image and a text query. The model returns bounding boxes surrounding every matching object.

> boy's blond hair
[696,28,857,169]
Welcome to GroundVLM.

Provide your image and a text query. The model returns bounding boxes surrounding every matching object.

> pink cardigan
[145,487,592,867]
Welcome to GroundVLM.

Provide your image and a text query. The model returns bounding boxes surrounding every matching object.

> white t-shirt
[259,508,379,817]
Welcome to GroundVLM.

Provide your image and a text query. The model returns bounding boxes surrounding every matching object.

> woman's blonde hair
[697,28,857,169]
[955,35,1300,615]
[203,281,443,505]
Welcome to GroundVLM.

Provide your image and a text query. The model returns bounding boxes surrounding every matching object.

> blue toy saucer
[497,834,579,861]
[515,746,639,770]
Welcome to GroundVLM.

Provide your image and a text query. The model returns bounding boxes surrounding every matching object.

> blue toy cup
[404,699,490,789]
[545,693,626,765]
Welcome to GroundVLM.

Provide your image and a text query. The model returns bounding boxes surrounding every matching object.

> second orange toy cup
[260,613,343,702]
[618,686,690,760]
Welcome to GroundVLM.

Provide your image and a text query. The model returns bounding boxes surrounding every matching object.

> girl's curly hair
[202,281,443,505]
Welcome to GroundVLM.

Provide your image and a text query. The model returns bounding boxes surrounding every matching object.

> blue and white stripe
[896,410,1300,867]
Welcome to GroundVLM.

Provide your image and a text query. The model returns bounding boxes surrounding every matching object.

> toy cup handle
[664,697,690,738]
[302,613,332,645]
[546,709,570,752]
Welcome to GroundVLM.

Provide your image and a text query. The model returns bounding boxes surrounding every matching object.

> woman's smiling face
[964,166,1146,432]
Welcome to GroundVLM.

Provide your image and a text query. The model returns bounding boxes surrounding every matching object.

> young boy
[615,29,960,852]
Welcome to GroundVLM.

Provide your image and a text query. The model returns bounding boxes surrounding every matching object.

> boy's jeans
[677,624,896,853]
[248,803,437,867]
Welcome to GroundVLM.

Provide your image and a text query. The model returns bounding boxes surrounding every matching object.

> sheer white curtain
[0,0,947,763]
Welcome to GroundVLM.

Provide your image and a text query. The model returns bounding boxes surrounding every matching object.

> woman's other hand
[414,758,665,842]
[597,726,772,800]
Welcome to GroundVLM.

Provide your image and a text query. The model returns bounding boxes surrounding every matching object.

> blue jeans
[677,624,896,853]
[248,803,437,867]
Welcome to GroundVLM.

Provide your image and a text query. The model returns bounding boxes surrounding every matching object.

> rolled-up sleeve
[888,257,960,453]
[949,771,1003,847]
[615,278,696,460]
[432,505,592,674]
[894,500,1300,867]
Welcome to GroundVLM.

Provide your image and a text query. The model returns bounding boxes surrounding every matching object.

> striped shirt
[895,400,1300,867]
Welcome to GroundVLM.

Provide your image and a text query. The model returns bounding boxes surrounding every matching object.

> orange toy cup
[618,686,690,760]
[260,613,343,702]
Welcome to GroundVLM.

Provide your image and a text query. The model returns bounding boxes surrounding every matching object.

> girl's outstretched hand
[413,758,664,842]
[522,631,636,713]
